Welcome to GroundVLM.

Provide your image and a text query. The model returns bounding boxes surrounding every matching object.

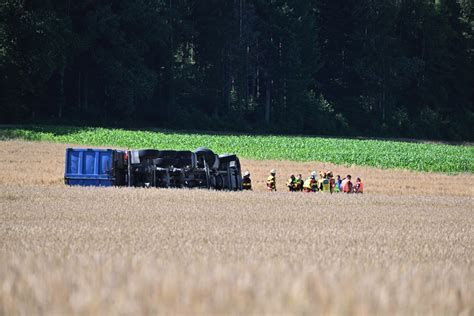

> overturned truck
[64,147,243,190]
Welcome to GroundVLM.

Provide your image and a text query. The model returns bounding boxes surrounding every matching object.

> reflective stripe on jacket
[242,177,252,190]
[321,179,330,192]
[267,175,276,190]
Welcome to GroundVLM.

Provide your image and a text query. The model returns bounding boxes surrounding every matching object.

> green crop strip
[1,126,472,173]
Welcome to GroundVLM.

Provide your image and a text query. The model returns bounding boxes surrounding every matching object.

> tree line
[1,0,473,140]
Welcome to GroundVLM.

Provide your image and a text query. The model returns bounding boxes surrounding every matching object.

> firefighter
[318,170,325,181]
[354,177,364,193]
[319,171,330,192]
[295,174,304,191]
[303,171,318,192]
[266,169,277,191]
[328,171,336,194]
[242,171,252,190]
[316,171,323,188]
[287,174,297,192]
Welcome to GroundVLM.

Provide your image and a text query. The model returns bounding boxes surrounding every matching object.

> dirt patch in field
[0,140,472,196]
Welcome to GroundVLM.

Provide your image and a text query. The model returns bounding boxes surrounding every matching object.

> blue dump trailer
[65,147,243,190]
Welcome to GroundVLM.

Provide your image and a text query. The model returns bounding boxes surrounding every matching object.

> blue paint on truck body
[64,148,115,187]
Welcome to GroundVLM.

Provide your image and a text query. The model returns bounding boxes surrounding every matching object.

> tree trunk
[77,71,81,109]
[256,38,260,100]
[382,57,386,122]
[239,0,243,40]
[222,47,231,112]
[382,80,386,122]
[244,45,249,109]
[58,66,65,118]
[83,71,88,110]
[167,0,175,121]
[265,71,271,124]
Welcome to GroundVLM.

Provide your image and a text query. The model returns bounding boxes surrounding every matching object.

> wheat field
[0,141,473,315]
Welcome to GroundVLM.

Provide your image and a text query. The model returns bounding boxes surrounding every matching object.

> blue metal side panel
[67,178,114,187]
[65,148,115,186]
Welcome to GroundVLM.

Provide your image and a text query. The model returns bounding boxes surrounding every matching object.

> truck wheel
[194,147,214,155]
[195,147,216,167]
[174,158,193,168]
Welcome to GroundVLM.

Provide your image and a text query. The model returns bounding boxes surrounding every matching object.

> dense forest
[0,0,473,140]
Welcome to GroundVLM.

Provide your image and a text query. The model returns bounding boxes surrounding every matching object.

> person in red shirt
[341,175,353,193]
[354,177,364,193]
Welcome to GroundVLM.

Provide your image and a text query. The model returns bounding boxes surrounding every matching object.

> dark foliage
[1,0,473,140]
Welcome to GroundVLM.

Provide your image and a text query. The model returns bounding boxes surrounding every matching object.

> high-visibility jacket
[242,176,252,190]
[320,178,330,192]
[303,178,317,192]
[295,179,304,191]
[267,175,276,191]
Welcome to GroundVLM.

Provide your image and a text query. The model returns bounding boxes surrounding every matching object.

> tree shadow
[0,125,92,140]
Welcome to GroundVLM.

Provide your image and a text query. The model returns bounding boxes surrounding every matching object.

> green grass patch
[1,126,473,173]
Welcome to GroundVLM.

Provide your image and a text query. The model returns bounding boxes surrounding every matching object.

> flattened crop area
[0,141,473,315]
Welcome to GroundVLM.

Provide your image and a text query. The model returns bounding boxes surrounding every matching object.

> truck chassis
[64,147,243,191]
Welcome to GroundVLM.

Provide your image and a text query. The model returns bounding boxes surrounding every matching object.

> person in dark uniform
[287,174,297,191]
[295,174,304,191]
[242,171,252,190]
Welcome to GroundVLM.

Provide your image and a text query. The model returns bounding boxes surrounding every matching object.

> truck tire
[194,147,214,155]
[195,147,216,167]
[174,158,193,168]
[172,151,193,168]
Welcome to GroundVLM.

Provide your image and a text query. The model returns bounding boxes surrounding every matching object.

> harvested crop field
[1,140,473,315]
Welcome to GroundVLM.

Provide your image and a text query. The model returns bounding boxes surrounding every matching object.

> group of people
[241,169,364,193]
